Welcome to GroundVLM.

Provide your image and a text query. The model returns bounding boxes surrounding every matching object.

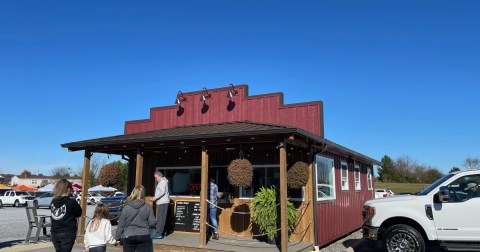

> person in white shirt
[84,204,118,252]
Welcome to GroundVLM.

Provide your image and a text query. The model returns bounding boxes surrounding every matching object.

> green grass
[375,182,431,194]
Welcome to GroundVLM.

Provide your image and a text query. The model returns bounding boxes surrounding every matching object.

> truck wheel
[383,224,425,252]
[0,200,3,207]
[14,200,20,207]
[33,200,38,208]
[91,199,96,205]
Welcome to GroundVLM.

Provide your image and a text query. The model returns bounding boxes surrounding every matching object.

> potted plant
[227,158,253,187]
[251,186,297,243]
[287,161,309,189]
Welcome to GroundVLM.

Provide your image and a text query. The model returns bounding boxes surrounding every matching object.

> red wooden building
[63,84,379,251]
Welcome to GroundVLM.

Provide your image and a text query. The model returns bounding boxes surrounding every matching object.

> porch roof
[61,121,380,165]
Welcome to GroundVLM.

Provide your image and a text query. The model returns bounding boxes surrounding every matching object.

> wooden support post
[135,149,143,186]
[78,150,91,235]
[199,145,209,247]
[279,144,288,252]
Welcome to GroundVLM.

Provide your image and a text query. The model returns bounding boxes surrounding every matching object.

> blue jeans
[209,207,218,233]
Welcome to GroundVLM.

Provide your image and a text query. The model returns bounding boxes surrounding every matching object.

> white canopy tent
[37,183,54,192]
[88,185,117,192]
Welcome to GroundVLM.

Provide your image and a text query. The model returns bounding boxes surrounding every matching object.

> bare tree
[395,156,418,182]
[51,166,71,177]
[463,157,480,170]
[20,170,32,178]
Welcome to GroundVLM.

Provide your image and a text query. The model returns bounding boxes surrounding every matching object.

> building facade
[62,84,379,250]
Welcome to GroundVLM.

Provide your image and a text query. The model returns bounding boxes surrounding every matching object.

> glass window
[367,167,373,190]
[240,166,304,201]
[315,155,335,201]
[341,161,349,191]
[354,164,361,191]
[156,167,201,197]
[444,174,480,202]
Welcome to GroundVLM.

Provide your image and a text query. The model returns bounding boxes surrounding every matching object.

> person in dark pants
[151,171,170,239]
[50,178,82,252]
[115,185,155,252]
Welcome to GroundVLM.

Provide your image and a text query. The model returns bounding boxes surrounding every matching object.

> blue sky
[0,1,479,176]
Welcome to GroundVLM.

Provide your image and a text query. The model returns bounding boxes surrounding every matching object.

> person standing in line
[151,171,170,239]
[115,185,155,252]
[209,178,220,240]
[51,178,82,252]
[84,204,118,252]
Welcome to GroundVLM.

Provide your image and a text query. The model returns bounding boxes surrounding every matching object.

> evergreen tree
[378,155,395,182]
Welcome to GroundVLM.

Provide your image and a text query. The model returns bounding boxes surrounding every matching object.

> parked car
[100,195,127,223]
[33,192,54,208]
[0,190,35,207]
[76,192,105,205]
[0,188,11,196]
[114,191,126,197]
[386,189,395,196]
[375,188,390,198]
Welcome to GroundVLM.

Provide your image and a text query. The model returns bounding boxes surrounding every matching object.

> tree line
[378,155,480,184]
[18,155,480,187]
[18,156,128,191]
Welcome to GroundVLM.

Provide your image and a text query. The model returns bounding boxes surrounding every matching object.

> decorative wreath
[287,161,309,189]
[227,158,253,187]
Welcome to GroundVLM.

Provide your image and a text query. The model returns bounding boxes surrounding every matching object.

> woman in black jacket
[51,178,82,252]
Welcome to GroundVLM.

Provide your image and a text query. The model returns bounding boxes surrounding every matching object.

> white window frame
[315,155,336,201]
[367,167,373,191]
[354,164,361,191]
[341,161,349,191]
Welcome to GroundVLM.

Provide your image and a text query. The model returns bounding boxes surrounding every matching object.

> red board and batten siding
[315,153,375,247]
[124,85,324,138]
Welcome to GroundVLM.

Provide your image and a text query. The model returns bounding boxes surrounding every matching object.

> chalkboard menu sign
[174,201,200,232]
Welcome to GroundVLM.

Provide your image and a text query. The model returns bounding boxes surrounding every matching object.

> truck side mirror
[438,186,450,202]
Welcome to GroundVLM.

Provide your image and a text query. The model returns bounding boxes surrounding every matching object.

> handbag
[120,208,140,244]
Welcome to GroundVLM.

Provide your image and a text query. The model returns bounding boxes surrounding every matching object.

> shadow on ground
[0,240,25,249]
[342,238,363,249]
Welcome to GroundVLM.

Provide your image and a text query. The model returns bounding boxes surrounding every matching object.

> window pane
[158,168,201,196]
[316,155,335,200]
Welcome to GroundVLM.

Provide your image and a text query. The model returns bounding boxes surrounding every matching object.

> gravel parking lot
[0,204,96,249]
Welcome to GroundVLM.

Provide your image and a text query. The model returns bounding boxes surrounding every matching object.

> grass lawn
[374,182,431,194]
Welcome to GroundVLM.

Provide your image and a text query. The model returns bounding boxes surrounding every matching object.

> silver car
[33,192,54,208]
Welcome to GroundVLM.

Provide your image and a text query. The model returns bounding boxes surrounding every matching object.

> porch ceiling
[61,121,380,165]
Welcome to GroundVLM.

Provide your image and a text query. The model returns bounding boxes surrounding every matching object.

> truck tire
[14,200,20,207]
[384,224,425,252]
[33,200,38,207]
[0,200,3,207]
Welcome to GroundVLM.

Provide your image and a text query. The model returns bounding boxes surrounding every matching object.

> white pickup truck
[0,190,35,207]
[363,170,480,252]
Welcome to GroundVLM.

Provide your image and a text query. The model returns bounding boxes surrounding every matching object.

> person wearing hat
[465,182,480,200]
